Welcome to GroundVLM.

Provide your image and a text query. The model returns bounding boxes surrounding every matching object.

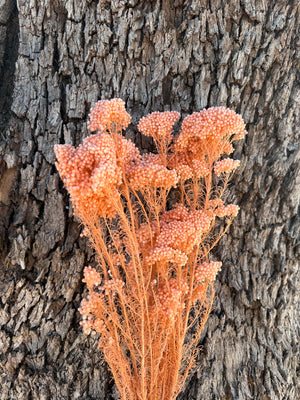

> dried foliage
[54,99,246,400]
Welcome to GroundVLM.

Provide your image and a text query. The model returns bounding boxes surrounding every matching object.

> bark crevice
[0,0,19,134]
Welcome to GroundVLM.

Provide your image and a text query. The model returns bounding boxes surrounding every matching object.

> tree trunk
[0,0,299,399]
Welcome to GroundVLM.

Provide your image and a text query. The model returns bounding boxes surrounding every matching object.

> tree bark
[0,0,299,399]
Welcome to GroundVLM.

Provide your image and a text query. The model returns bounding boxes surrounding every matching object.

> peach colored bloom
[195,261,222,282]
[215,204,240,218]
[214,158,240,176]
[138,111,180,139]
[88,98,131,132]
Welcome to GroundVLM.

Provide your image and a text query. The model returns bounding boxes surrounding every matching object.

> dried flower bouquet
[55,99,246,400]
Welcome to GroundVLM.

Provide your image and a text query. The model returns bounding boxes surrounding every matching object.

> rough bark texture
[0,0,299,399]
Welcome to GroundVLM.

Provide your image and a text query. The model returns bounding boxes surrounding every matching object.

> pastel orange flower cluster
[55,99,246,400]
[55,133,122,218]
[214,158,240,176]
[195,261,222,282]
[126,153,178,190]
[88,98,131,132]
[176,106,246,149]
[156,278,188,320]
[144,207,212,270]
[138,111,180,139]
[172,106,246,183]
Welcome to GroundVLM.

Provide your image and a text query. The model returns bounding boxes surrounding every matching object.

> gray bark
[0,0,299,399]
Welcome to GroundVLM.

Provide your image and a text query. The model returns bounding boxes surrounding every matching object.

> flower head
[126,153,178,190]
[55,133,122,218]
[82,266,102,291]
[177,107,246,145]
[195,261,222,282]
[214,158,240,176]
[88,98,131,132]
[215,204,240,218]
[156,278,188,320]
[138,111,180,140]
[175,107,246,163]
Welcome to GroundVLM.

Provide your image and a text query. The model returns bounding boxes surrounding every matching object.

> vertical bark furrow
[0,0,19,133]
